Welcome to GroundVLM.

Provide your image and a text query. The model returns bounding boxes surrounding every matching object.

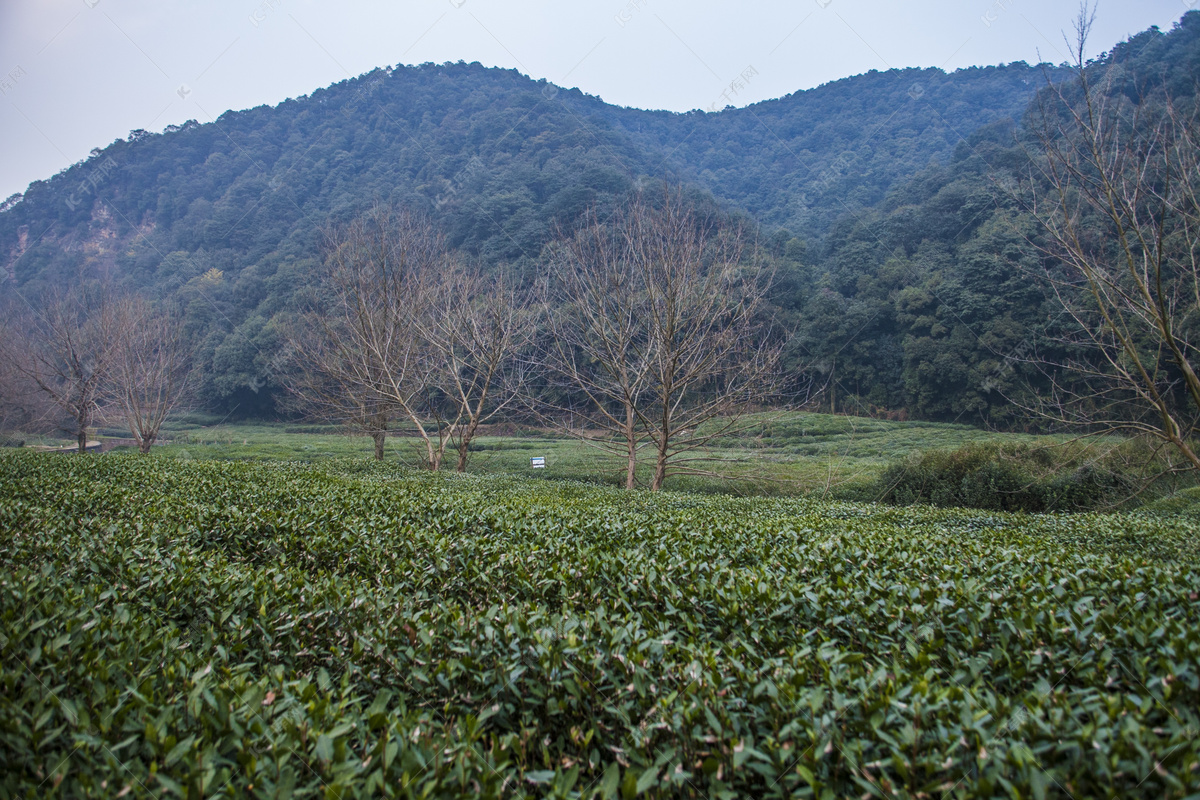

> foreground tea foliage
[1,452,1198,798]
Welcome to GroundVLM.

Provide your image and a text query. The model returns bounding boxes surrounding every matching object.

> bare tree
[105,297,192,453]
[287,205,446,468]
[282,316,402,461]
[1,287,120,453]
[0,315,49,437]
[541,189,781,491]
[1024,6,1200,469]
[631,191,781,490]
[286,204,529,470]
[539,207,655,489]
[421,264,531,472]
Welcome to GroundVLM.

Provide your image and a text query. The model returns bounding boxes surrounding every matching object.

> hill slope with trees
[787,12,1200,426]
[2,13,1197,421]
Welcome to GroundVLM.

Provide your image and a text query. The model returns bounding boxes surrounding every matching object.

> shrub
[875,440,1144,512]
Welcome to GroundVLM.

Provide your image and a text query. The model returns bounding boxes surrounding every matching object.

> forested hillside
[788,14,1200,425]
[2,12,1197,421]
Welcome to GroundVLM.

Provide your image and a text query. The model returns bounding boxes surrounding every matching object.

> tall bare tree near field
[539,206,655,489]
[2,287,120,453]
[632,191,781,490]
[1025,6,1200,470]
[286,204,529,469]
[282,316,402,461]
[294,205,448,468]
[106,297,193,453]
[421,264,531,472]
[542,189,781,491]
[0,316,48,436]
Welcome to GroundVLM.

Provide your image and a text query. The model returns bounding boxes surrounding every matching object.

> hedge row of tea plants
[1,451,1198,798]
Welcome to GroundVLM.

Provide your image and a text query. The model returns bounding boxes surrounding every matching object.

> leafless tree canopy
[0,287,120,453]
[280,300,398,462]
[285,204,529,467]
[105,297,193,453]
[420,262,531,471]
[540,188,781,490]
[539,205,655,489]
[0,315,50,437]
[1025,5,1200,470]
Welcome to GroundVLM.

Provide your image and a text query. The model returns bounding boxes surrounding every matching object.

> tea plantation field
[98,410,1083,496]
[1,451,1198,798]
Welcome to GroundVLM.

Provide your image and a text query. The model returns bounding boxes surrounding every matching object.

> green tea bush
[0,451,1197,798]
[875,441,1146,512]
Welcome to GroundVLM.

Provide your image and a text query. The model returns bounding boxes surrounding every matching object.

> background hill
[2,13,1198,419]
[0,58,1051,278]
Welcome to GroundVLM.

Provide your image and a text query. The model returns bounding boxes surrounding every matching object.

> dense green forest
[791,14,1200,425]
[2,13,1198,421]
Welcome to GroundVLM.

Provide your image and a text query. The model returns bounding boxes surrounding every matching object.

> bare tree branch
[1020,5,1200,470]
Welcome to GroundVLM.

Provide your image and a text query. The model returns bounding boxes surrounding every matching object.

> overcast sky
[0,0,1188,200]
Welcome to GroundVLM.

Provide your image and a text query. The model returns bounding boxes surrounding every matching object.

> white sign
[530,456,546,469]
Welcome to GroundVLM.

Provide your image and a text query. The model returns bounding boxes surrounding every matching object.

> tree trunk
[456,419,480,472]
[139,436,154,455]
[624,405,637,490]
[650,403,670,492]
[406,410,442,470]
[424,437,442,471]
[651,448,668,492]
[372,431,386,461]
[829,366,837,415]
[77,429,87,454]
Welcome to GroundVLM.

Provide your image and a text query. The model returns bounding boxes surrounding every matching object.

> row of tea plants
[1,451,1198,798]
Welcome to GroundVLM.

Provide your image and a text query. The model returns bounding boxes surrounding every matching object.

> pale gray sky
[0,0,1188,200]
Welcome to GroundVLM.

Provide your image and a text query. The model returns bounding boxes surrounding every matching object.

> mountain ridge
[0,57,1056,263]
